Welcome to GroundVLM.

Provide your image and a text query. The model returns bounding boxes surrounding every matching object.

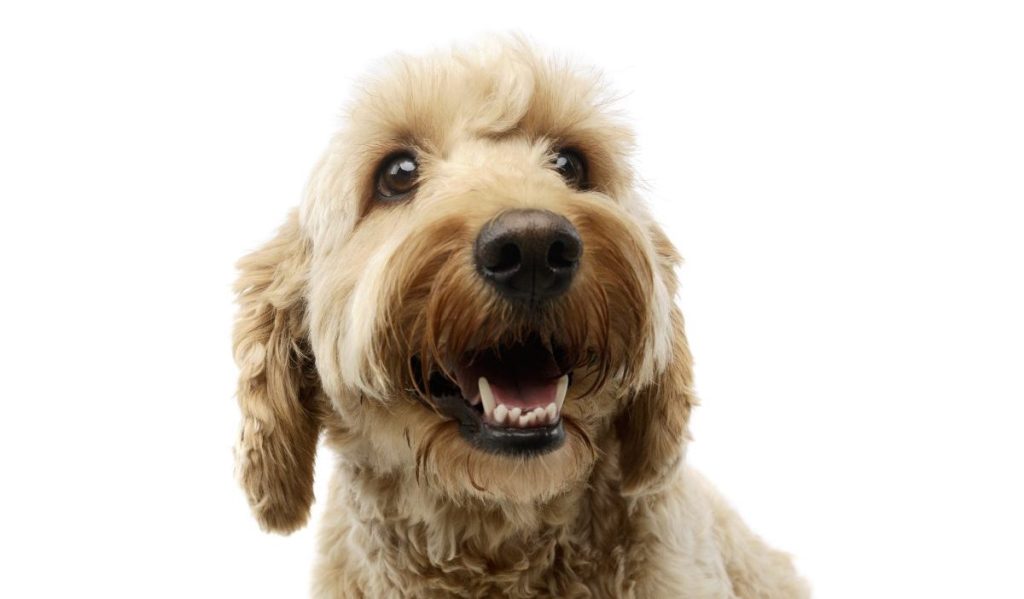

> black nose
[474,209,582,302]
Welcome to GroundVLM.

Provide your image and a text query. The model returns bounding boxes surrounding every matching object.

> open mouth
[418,336,572,456]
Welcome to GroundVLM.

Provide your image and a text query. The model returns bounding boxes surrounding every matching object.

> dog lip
[473,420,566,456]
[432,390,567,457]
[412,336,573,455]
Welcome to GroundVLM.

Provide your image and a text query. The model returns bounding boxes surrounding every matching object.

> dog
[232,38,809,598]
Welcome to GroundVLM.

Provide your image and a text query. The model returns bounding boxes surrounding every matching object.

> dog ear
[616,308,696,496]
[616,223,696,496]
[232,210,322,533]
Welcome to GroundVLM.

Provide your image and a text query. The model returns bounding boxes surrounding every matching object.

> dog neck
[327,439,643,595]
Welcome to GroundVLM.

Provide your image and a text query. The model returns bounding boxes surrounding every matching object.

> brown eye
[376,152,419,200]
[553,149,588,190]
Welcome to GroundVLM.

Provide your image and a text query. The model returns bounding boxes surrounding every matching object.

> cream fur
[232,37,809,598]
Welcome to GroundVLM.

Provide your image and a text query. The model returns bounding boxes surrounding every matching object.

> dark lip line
[407,340,574,457]
[429,386,568,457]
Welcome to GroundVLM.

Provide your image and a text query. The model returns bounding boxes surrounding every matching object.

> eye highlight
[552,149,588,190]
[376,152,419,201]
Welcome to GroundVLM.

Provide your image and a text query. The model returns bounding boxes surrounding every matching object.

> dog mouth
[417,336,572,457]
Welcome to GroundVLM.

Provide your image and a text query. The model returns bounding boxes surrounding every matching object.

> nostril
[547,235,581,270]
[487,242,522,274]
[547,240,573,269]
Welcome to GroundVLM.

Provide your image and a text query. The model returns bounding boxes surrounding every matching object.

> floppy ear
[232,210,323,533]
[616,222,696,496]
[616,308,696,496]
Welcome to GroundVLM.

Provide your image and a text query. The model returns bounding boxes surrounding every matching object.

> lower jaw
[466,421,566,456]
[432,393,566,457]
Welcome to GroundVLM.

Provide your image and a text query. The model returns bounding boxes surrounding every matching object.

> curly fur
[231,37,809,598]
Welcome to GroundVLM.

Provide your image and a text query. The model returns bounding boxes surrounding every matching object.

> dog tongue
[453,342,562,411]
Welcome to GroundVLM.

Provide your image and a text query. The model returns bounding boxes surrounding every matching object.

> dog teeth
[532,407,545,424]
[494,404,508,425]
[478,376,571,428]
[544,403,557,423]
[478,377,495,418]
[530,410,541,425]
[554,375,569,411]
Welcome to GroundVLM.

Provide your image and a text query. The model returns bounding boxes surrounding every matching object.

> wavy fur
[232,37,808,598]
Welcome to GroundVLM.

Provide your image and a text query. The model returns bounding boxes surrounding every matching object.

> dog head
[232,39,696,533]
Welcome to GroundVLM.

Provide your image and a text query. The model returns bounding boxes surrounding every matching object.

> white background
[1,1,1022,597]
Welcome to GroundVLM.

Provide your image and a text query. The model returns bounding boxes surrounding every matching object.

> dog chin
[426,423,598,505]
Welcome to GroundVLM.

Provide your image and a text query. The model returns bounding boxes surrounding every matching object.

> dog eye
[552,149,588,190]
[376,152,419,201]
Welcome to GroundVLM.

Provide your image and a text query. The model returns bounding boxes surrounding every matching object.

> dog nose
[474,209,582,302]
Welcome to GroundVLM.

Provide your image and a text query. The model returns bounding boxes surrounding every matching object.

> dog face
[233,40,696,533]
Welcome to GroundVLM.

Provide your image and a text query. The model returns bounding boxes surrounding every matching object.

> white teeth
[528,409,540,425]
[478,377,495,417]
[532,407,546,424]
[554,375,569,411]
[480,375,571,428]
